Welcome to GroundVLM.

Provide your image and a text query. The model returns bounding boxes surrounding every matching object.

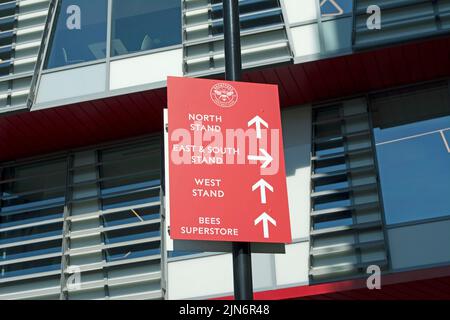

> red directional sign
[167,76,291,244]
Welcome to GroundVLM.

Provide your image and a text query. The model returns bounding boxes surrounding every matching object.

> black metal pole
[223,0,242,82]
[223,0,254,301]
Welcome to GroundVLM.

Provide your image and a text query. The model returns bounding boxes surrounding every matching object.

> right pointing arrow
[247,148,273,169]
[254,212,277,239]
[252,179,274,204]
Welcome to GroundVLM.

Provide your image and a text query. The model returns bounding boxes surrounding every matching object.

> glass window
[1,240,61,263]
[372,87,450,225]
[46,0,108,69]
[0,160,66,229]
[100,143,161,210]
[104,224,160,245]
[0,257,61,279]
[320,0,352,18]
[103,206,160,227]
[105,242,160,262]
[111,0,181,57]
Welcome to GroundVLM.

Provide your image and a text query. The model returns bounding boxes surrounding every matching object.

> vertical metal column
[223,0,254,300]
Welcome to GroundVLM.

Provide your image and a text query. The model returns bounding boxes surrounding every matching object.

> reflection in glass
[373,89,450,225]
[106,242,160,262]
[111,0,181,57]
[320,0,353,18]
[46,0,108,69]
[0,258,61,279]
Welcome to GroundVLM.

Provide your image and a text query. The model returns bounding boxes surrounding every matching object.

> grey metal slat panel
[184,7,282,30]
[310,259,388,277]
[69,185,159,204]
[311,201,380,218]
[185,54,292,78]
[310,221,382,237]
[313,112,368,126]
[107,290,163,300]
[0,269,60,284]
[312,164,375,181]
[0,235,63,250]
[103,237,161,251]
[0,0,50,114]
[184,0,292,76]
[312,146,373,162]
[0,217,64,233]
[313,130,370,145]
[64,254,161,273]
[67,236,161,256]
[69,219,161,239]
[64,272,161,292]
[67,201,161,223]
[183,0,258,14]
[0,251,62,267]
[309,101,387,283]
[0,70,33,81]
[185,38,289,62]
[0,287,60,300]
[311,240,386,257]
[184,23,285,46]
[104,254,161,268]
[107,272,161,287]
[311,182,378,200]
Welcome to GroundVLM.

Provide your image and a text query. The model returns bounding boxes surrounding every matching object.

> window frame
[44,0,110,70]
[43,0,183,73]
[369,83,450,228]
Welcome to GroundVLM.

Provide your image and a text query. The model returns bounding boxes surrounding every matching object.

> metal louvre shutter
[309,99,388,282]
[0,158,66,300]
[0,0,53,113]
[63,139,163,300]
[0,137,164,300]
[183,0,293,76]
[354,0,450,50]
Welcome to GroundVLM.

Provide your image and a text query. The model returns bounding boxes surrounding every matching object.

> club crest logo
[210,83,238,108]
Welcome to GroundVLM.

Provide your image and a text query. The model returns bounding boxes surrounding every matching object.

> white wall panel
[274,242,309,286]
[36,64,106,104]
[388,220,450,270]
[290,25,321,58]
[167,254,233,299]
[110,49,182,91]
[282,106,312,240]
[251,253,275,290]
[282,0,317,25]
[0,277,60,300]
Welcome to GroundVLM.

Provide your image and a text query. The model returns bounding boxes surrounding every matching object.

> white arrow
[254,212,277,239]
[248,116,269,139]
[247,148,273,168]
[252,179,274,204]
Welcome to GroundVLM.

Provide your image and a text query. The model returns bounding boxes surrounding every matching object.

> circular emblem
[210,83,238,108]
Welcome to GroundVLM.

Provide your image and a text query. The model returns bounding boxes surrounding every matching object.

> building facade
[0,0,450,300]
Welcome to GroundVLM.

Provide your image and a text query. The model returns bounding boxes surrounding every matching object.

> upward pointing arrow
[254,212,277,239]
[252,179,274,204]
[248,116,269,139]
